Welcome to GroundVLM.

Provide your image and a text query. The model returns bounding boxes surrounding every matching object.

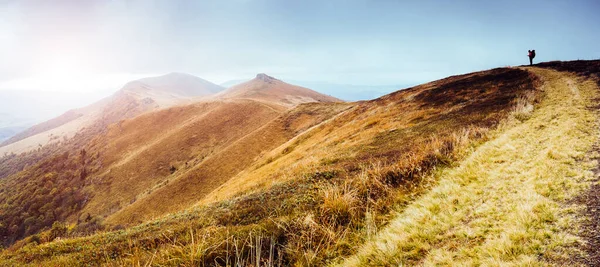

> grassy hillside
[102,101,350,225]
[0,99,300,245]
[80,100,285,223]
[342,66,600,266]
[202,68,539,205]
[0,78,344,248]
[0,72,226,156]
[0,66,544,266]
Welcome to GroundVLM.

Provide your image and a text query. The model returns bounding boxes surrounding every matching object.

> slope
[0,73,224,155]
[78,74,344,225]
[202,67,539,205]
[104,101,350,225]
[0,66,544,266]
[77,99,286,223]
[341,66,600,266]
[0,75,342,246]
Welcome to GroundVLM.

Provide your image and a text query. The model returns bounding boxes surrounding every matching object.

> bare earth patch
[574,163,600,266]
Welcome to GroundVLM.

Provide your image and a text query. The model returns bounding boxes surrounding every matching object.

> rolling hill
[0,73,225,155]
[0,90,113,142]
[1,61,600,266]
[132,72,224,97]
[0,73,341,247]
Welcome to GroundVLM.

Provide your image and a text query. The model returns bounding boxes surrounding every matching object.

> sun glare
[0,52,148,93]
[31,53,89,91]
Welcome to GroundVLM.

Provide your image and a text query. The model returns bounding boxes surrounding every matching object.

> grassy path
[339,68,600,266]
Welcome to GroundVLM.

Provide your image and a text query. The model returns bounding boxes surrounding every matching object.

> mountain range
[1,60,600,266]
[0,73,225,154]
[0,71,342,244]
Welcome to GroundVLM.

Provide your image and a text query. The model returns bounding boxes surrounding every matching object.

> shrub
[49,221,68,241]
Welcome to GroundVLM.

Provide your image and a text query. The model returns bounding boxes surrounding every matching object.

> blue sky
[0,0,599,91]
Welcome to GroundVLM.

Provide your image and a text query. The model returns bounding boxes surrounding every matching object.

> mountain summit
[219,73,341,107]
[117,72,224,108]
[254,73,278,83]
[125,72,224,97]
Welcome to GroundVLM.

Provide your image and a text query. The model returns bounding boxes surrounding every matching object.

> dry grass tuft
[320,183,359,226]
[512,89,537,121]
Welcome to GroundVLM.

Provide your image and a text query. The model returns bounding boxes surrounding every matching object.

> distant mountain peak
[218,73,341,107]
[122,72,224,98]
[255,73,278,83]
[162,72,196,78]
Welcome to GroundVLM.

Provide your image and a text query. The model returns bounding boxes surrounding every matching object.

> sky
[0,0,599,116]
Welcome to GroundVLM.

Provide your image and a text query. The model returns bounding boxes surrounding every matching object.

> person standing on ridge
[528,49,536,65]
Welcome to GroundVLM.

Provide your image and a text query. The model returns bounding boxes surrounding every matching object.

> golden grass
[0,67,542,266]
[200,68,535,208]
[106,102,350,225]
[197,103,353,206]
[340,68,599,266]
[82,100,285,224]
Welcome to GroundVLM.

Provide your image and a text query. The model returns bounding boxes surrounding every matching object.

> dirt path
[577,173,600,266]
[562,73,600,267]
[575,87,600,266]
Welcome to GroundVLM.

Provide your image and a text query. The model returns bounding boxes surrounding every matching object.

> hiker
[528,49,536,65]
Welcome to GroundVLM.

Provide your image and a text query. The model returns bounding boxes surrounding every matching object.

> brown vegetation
[98,100,348,225]
[0,66,544,266]
[0,76,343,249]
[536,60,600,84]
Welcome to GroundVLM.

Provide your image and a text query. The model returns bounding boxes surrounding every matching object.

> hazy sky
[0,0,599,93]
